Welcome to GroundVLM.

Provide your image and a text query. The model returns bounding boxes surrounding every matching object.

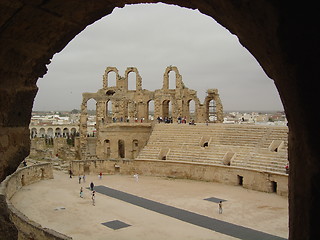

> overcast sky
[33,3,284,112]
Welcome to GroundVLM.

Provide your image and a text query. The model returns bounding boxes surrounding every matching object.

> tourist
[80,187,83,198]
[82,174,86,183]
[285,163,289,174]
[218,201,223,214]
[78,175,81,184]
[99,172,102,179]
[133,173,139,182]
[69,169,73,178]
[92,190,96,206]
[90,181,94,191]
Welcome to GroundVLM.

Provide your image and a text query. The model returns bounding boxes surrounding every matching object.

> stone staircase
[136,123,288,174]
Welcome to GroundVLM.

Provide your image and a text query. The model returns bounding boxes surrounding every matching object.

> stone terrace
[137,124,288,174]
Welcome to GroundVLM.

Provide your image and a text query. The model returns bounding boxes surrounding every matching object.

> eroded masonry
[80,66,223,160]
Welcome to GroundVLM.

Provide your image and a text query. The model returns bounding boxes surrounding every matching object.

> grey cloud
[34,3,283,112]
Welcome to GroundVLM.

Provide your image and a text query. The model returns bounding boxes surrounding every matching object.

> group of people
[156,116,196,125]
[79,181,96,205]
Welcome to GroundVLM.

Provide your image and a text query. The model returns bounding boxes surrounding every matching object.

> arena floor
[11,171,288,240]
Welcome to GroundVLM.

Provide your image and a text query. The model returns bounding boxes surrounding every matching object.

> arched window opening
[118,139,125,158]
[55,128,61,137]
[108,71,117,87]
[128,71,136,91]
[147,100,155,121]
[162,100,172,121]
[106,100,113,121]
[47,128,54,137]
[208,99,217,122]
[39,128,46,138]
[63,128,70,138]
[87,98,97,113]
[104,139,111,158]
[188,99,196,122]
[168,71,176,89]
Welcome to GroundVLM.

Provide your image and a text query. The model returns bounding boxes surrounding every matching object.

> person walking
[90,181,94,191]
[80,187,83,198]
[91,190,96,206]
[218,201,223,214]
[78,175,81,184]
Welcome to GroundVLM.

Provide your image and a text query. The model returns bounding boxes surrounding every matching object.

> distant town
[30,110,287,127]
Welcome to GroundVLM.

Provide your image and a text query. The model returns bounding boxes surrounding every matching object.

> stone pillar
[79,101,88,159]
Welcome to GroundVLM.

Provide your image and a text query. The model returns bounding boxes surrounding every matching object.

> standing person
[133,173,139,182]
[90,181,94,191]
[91,190,96,206]
[82,174,86,183]
[80,187,83,198]
[99,172,102,180]
[78,175,81,184]
[218,201,223,214]
[69,169,73,178]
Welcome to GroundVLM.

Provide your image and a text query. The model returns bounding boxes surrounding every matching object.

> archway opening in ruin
[47,128,54,138]
[107,71,117,88]
[63,128,69,138]
[162,100,172,119]
[207,99,217,122]
[87,98,97,112]
[168,71,176,90]
[55,128,61,137]
[128,71,136,91]
[26,2,289,237]
[39,128,45,138]
[188,99,196,122]
[147,100,155,121]
[104,139,111,158]
[106,100,113,121]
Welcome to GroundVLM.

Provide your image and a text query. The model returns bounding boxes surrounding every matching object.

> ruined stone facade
[79,66,223,160]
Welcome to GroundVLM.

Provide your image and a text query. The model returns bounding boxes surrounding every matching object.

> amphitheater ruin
[1,66,289,239]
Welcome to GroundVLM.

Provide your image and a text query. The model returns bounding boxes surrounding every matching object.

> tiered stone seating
[136,123,288,174]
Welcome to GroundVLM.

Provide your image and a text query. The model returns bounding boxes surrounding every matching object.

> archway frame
[0,1,319,240]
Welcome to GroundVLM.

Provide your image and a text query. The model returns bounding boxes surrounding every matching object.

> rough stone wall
[71,159,288,197]
[0,163,70,240]
[0,1,319,239]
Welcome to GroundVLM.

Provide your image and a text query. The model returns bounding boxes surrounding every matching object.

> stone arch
[0,2,318,239]
[47,128,54,137]
[63,128,69,138]
[103,67,119,88]
[204,89,223,123]
[162,66,182,90]
[125,67,142,91]
[70,128,77,135]
[162,99,172,120]
[31,128,37,138]
[147,99,155,121]
[55,128,61,137]
[186,98,199,122]
[39,128,45,137]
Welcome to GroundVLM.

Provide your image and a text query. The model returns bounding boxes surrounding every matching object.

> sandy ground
[11,171,288,240]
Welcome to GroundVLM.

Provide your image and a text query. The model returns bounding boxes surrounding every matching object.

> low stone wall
[71,159,288,197]
[0,163,72,240]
